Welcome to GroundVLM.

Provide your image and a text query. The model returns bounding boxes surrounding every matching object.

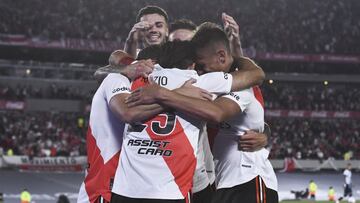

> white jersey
[344,169,352,185]
[77,74,131,203]
[112,65,232,199]
[213,88,278,191]
[192,125,216,193]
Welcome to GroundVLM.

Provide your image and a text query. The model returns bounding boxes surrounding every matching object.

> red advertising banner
[1,33,360,64]
[256,52,360,64]
[2,156,86,172]
[0,100,25,110]
[0,34,123,52]
[265,110,360,118]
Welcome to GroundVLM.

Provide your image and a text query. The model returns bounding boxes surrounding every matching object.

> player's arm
[103,61,160,123]
[111,78,213,123]
[221,13,265,89]
[94,51,150,82]
[126,74,242,123]
[94,66,123,82]
[110,94,165,124]
[162,89,239,123]
[124,21,151,58]
[127,81,269,151]
[128,84,240,123]
[197,58,265,93]
[230,57,265,90]
[239,123,270,152]
[222,12,243,57]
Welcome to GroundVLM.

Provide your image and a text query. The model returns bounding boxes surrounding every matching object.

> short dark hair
[158,40,195,70]
[169,19,197,34]
[191,22,230,52]
[136,6,169,23]
[136,44,162,62]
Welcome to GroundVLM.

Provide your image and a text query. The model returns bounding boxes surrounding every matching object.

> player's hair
[137,44,162,62]
[191,22,230,52]
[169,19,197,34]
[158,40,195,70]
[136,6,169,23]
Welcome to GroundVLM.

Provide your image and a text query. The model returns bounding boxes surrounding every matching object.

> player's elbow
[207,109,226,123]
[94,71,107,83]
[121,111,139,124]
[110,104,135,123]
[253,67,265,86]
[124,109,148,124]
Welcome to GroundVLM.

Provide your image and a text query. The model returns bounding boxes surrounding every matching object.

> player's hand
[222,13,240,41]
[174,78,213,101]
[127,21,153,42]
[125,77,161,107]
[122,59,154,80]
[238,130,268,152]
[222,12,243,57]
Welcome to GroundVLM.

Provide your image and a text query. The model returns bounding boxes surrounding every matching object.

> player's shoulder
[101,73,130,86]
[105,73,129,81]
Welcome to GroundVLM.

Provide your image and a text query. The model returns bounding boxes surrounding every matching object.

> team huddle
[77,5,278,203]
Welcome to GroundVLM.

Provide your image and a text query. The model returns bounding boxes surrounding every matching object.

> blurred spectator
[0,111,87,157]
[269,118,360,159]
[0,83,94,102]
[2,81,360,111]
[262,82,360,111]
[0,0,359,54]
[57,194,70,203]
[1,111,359,159]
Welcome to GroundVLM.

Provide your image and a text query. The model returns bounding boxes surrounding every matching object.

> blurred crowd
[0,83,94,101]
[1,111,359,160]
[2,82,359,112]
[262,82,360,111]
[269,119,360,160]
[0,60,95,80]
[0,0,359,54]
[0,111,87,157]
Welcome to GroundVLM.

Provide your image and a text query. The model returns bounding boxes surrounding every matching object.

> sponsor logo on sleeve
[227,92,240,101]
[224,73,229,80]
[112,87,130,93]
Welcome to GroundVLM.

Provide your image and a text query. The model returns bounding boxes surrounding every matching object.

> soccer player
[328,186,335,201]
[110,40,267,203]
[338,163,353,202]
[308,180,317,200]
[94,6,168,79]
[124,6,169,59]
[126,23,278,203]
[168,19,197,42]
[77,58,154,203]
[169,19,216,203]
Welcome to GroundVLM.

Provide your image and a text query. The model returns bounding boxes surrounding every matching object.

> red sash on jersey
[84,126,120,203]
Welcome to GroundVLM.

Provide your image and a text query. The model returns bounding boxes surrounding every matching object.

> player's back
[112,65,202,200]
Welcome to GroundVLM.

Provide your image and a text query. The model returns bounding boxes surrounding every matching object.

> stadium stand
[0,0,358,164]
[269,118,360,160]
[0,0,359,54]
[0,111,87,157]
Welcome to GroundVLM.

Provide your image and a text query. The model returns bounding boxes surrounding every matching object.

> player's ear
[165,26,169,38]
[188,63,196,70]
[217,49,226,64]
